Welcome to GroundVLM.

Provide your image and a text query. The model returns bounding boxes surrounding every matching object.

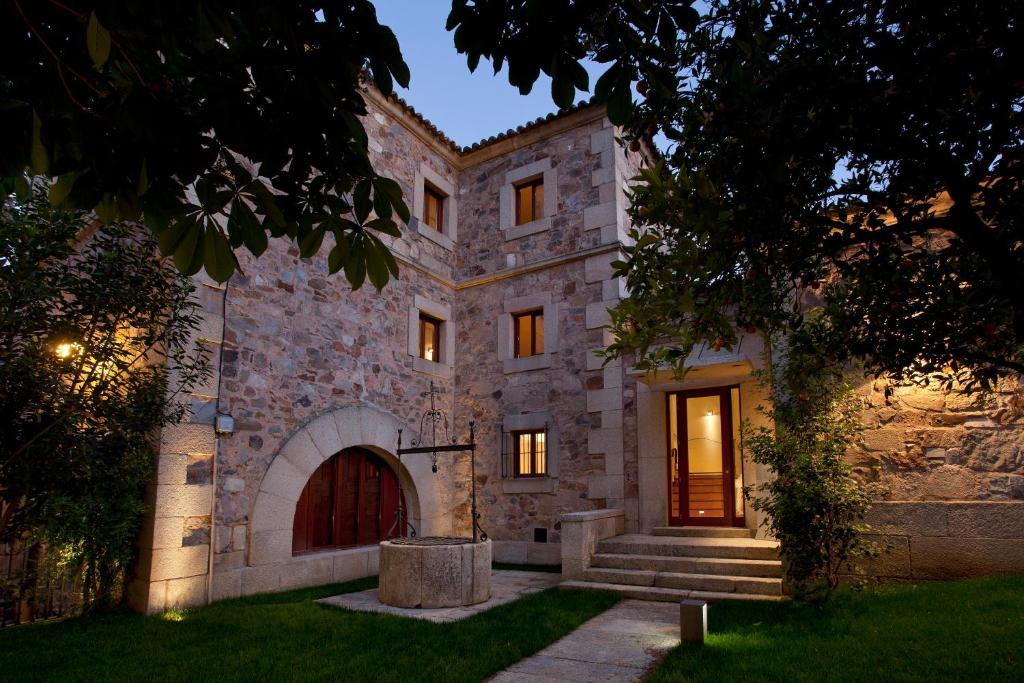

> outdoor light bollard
[680,599,708,644]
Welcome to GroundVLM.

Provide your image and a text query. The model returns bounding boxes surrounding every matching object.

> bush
[747,329,882,599]
[0,194,208,611]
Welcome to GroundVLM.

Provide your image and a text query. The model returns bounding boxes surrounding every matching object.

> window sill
[504,216,551,241]
[502,477,558,495]
[413,217,455,250]
[503,353,551,374]
[414,356,453,378]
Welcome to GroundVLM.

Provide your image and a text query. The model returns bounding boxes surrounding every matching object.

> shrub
[0,193,208,611]
[746,328,882,599]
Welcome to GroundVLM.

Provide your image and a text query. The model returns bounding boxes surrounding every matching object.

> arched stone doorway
[233,405,451,597]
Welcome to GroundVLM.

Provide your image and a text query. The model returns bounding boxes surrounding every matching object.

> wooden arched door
[292,447,405,554]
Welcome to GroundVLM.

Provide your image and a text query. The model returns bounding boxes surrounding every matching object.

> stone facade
[130,86,1023,613]
[853,379,1024,580]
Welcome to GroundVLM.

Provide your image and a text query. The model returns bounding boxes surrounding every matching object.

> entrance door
[667,387,745,527]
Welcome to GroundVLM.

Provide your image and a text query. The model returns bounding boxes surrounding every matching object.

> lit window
[514,429,547,477]
[424,184,445,232]
[514,177,544,225]
[513,309,544,358]
[419,313,442,362]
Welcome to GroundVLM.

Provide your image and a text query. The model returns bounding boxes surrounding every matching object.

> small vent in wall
[533,527,548,543]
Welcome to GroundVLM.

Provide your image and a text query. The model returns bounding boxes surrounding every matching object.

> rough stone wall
[851,379,1024,579]
[210,97,465,600]
[454,115,647,562]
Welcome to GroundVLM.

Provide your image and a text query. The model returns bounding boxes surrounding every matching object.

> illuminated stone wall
[852,379,1024,579]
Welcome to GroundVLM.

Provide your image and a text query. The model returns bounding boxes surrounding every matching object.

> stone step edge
[585,566,783,588]
[652,526,755,538]
[597,541,780,561]
[559,579,789,603]
[592,552,783,573]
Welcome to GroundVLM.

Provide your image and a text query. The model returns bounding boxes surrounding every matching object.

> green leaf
[364,239,390,290]
[353,180,372,223]
[551,75,575,109]
[49,171,82,208]
[203,226,236,282]
[157,217,191,256]
[344,238,366,290]
[298,226,325,258]
[137,159,149,196]
[606,82,634,125]
[374,177,410,223]
[366,217,401,238]
[31,111,48,175]
[95,194,118,223]
[233,200,267,256]
[328,236,350,274]
[87,11,111,70]
[173,221,204,275]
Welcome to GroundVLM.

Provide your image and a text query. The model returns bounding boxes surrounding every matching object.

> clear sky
[372,1,607,149]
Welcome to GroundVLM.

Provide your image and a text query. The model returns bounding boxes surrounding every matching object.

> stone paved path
[489,599,681,682]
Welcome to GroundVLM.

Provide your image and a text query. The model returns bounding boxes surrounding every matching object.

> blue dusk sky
[372,1,607,148]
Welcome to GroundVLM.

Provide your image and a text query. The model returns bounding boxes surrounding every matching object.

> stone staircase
[561,526,786,602]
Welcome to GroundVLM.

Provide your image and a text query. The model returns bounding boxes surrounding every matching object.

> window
[423,184,445,232]
[514,177,544,225]
[513,309,544,358]
[419,313,442,362]
[292,448,405,554]
[514,429,547,477]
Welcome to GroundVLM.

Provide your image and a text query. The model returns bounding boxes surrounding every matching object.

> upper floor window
[514,177,544,225]
[514,429,547,477]
[423,184,445,232]
[419,312,442,362]
[513,309,544,358]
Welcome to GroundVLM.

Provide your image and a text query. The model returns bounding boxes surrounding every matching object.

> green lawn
[0,577,618,683]
[649,575,1024,682]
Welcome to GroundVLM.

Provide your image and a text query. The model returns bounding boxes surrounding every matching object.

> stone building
[127,87,1024,613]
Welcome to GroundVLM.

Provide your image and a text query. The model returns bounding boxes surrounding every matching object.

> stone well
[378,537,492,608]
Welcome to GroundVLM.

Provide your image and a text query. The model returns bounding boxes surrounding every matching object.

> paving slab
[317,569,560,623]
[488,599,680,683]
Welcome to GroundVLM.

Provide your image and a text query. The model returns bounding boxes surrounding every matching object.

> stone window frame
[412,163,457,250]
[497,293,557,374]
[501,411,559,494]
[499,158,558,241]
[408,295,454,379]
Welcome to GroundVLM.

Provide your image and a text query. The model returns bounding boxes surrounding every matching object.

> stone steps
[591,552,783,578]
[560,579,788,603]
[652,526,755,539]
[582,567,782,595]
[598,534,781,561]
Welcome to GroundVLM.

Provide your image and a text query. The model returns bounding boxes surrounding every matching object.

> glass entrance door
[667,387,744,526]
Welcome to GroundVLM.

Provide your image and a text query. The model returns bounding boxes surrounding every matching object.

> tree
[450,0,1024,391]
[2,1,408,288]
[0,194,207,610]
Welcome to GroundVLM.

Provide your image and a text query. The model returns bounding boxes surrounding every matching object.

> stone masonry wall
[851,378,1024,579]
[209,96,467,600]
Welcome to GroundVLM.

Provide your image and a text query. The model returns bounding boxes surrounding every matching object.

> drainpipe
[206,280,230,604]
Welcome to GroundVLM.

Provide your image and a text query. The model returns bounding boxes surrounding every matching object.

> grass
[0,576,618,683]
[649,575,1024,682]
